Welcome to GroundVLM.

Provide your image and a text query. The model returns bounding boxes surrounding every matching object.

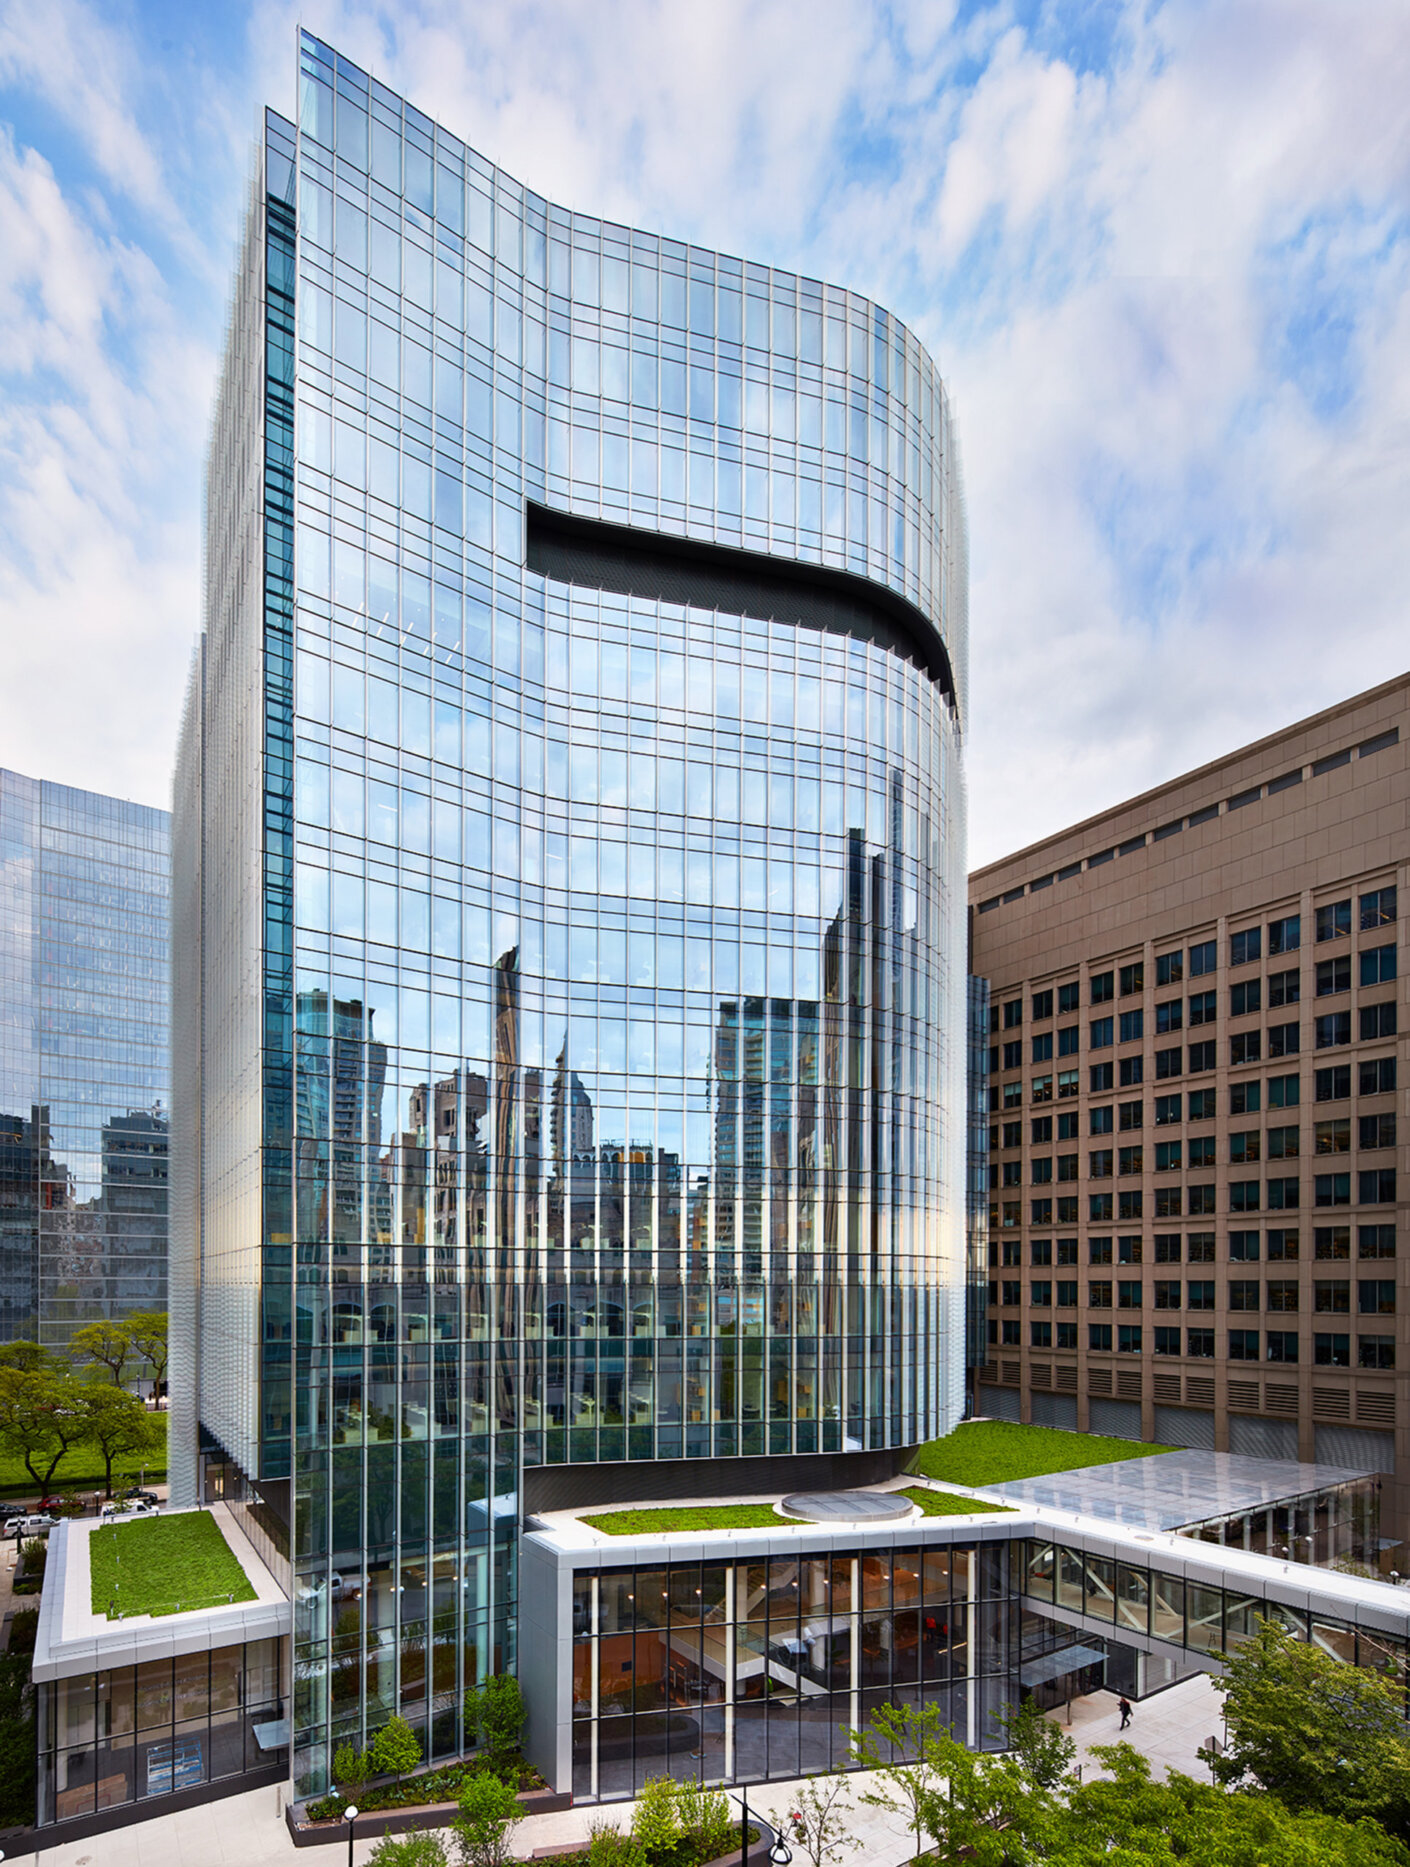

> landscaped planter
[286,1781,570,1847]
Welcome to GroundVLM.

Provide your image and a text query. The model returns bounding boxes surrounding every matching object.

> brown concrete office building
[970,674,1408,1543]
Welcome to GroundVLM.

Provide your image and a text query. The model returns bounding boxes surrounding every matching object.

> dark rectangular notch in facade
[1313,749,1353,776]
[1118,835,1146,855]
[1268,768,1304,794]
[1359,728,1400,757]
[1227,786,1261,810]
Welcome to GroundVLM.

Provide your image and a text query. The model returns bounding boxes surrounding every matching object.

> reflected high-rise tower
[173,31,968,1795]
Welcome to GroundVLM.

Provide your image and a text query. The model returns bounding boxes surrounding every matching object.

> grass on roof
[583,1503,782,1536]
[90,1511,257,1619]
[910,1420,1170,1488]
[897,1485,1014,1518]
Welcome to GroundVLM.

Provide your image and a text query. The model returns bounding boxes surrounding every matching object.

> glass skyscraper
[174,31,968,1795]
[0,768,169,1345]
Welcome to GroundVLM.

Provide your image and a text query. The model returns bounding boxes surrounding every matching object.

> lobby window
[1187,1281,1215,1310]
[1231,928,1261,966]
[1314,1332,1350,1367]
[1089,1324,1113,1351]
[1155,1140,1182,1171]
[1189,1089,1216,1120]
[1359,1225,1396,1259]
[1120,1057,1144,1087]
[1315,1173,1351,1207]
[1267,1124,1299,1159]
[1229,1130,1261,1164]
[1090,1016,1113,1049]
[1315,1012,1352,1048]
[1091,971,1114,1004]
[1360,1057,1396,1095]
[1188,989,1217,1026]
[1267,1280,1298,1311]
[1316,956,1351,996]
[1314,1226,1351,1261]
[1266,1331,1298,1363]
[1120,962,1144,996]
[1359,1113,1396,1150]
[1091,1106,1114,1135]
[1360,1168,1398,1205]
[1228,1329,1260,1360]
[1268,968,1300,1007]
[1230,1032,1261,1066]
[1154,1327,1181,1354]
[1316,1064,1352,1101]
[1156,1000,1183,1034]
[1091,1063,1114,1093]
[1189,1136,1216,1166]
[1058,981,1081,1013]
[1316,899,1351,942]
[1359,1335,1395,1370]
[1187,1328,1215,1357]
[1268,915,1300,955]
[1314,1280,1350,1313]
[1360,886,1396,930]
[1360,1003,1398,1041]
[1267,1229,1299,1260]
[1189,940,1217,976]
[1032,988,1054,1021]
[1230,980,1262,1018]
[1156,950,1184,987]
[1032,1033,1053,1064]
[1267,1073,1299,1109]
[1118,1324,1143,1353]
[1229,1230,1260,1262]
[1359,948,1396,993]
[1119,1009,1143,1044]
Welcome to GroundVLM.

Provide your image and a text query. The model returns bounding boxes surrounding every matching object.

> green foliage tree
[674,1777,735,1861]
[0,1368,87,1492]
[69,1321,132,1386]
[125,1310,169,1394]
[913,1724,1051,1866]
[0,1341,67,1375]
[1000,1694,1079,1789]
[332,1739,371,1793]
[370,1715,423,1786]
[773,1774,861,1867]
[368,1837,448,1867]
[1209,1618,1410,1833]
[629,1773,683,1855]
[849,1699,947,1862]
[453,1767,523,1867]
[463,1671,526,1772]
[79,1383,163,1497]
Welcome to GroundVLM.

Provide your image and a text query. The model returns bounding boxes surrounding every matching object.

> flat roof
[980,1449,1375,1532]
[32,1503,290,1683]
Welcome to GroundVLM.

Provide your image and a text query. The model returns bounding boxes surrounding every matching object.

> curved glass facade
[178,31,967,1795]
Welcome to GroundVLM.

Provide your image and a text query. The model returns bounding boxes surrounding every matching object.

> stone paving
[11,1677,1227,1867]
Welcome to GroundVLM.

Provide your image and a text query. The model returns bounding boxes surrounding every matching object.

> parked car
[121,1488,160,1505]
[99,1500,158,1522]
[3,1516,25,1539]
[18,1515,56,1537]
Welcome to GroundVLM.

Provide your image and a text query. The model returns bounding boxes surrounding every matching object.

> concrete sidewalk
[1045,1672,1225,1783]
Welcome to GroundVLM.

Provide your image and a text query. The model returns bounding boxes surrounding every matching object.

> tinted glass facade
[175,33,967,1796]
[0,769,168,1344]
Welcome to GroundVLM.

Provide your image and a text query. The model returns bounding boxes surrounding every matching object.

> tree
[80,1385,163,1497]
[1000,1695,1078,1789]
[332,1739,371,1793]
[1209,1618,1410,1833]
[773,1774,861,1867]
[69,1321,132,1386]
[369,1715,423,1786]
[629,1774,682,1856]
[452,1768,523,1867]
[849,1699,948,1862]
[125,1311,168,1395]
[368,1838,448,1867]
[0,1342,67,1376]
[0,1369,87,1492]
[674,1778,735,1861]
[464,1672,526,1773]
[912,1725,1051,1866]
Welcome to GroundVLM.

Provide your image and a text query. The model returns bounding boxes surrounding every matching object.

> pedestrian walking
[1118,1695,1133,1729]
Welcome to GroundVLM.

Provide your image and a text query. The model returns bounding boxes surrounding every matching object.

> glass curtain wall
[188,32,967,1794]
[0,770,169,1344]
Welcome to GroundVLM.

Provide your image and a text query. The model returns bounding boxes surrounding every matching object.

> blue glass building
[173,32,968,1796]
[0,769,169,1346]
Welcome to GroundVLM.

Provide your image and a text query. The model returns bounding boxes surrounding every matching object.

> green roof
[90,1512,257,1620]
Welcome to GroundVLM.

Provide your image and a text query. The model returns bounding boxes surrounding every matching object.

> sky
[0,0,1407,867]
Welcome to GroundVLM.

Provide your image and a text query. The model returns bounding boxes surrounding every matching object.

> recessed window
[1230,928,1261,967]
[1316,899,1351,942]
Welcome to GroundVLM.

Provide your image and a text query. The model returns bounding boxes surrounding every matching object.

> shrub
[675,1779,734,1860]
[464,1673,526,1770]
[369,1836,449,1867]
[587,1817,648,1867]
[370,1715,423,1785]
[333,1739,371,1791]
[453,1768,523,1867]
[630,1774,682,1855]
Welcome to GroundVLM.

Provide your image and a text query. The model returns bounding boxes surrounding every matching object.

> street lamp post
[725,1787,791,1866]
[343,1802,358,1867]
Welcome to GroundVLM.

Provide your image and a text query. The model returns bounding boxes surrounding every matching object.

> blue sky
[1,0,1407,864]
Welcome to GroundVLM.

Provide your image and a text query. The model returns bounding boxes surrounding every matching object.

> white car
[99,1500,158,1522]
[18,1515,55,1537]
